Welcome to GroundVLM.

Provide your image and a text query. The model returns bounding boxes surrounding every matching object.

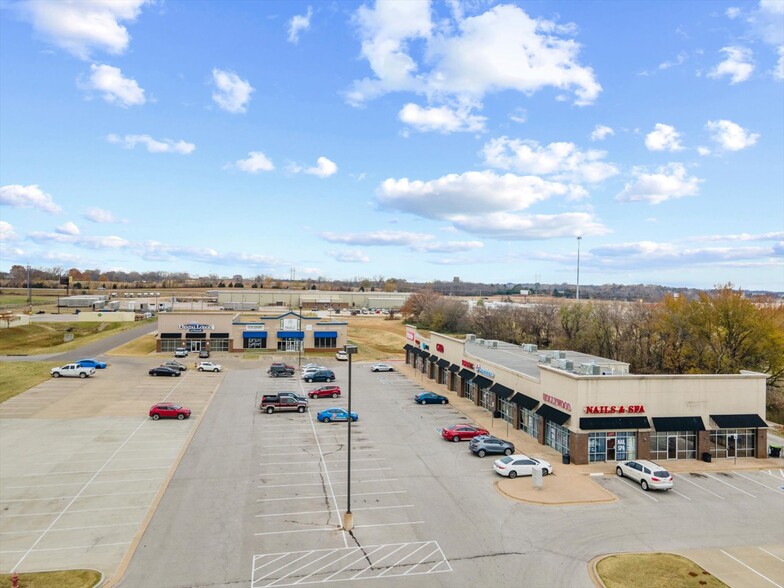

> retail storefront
[405,326,770,465]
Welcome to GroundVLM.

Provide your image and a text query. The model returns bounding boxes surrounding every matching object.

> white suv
[616,459,673,491]
[196,361,222,372]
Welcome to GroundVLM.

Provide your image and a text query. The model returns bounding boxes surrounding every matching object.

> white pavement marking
[704,473,756,498]
[0,490,156,503]
[671,489,692,500]
[258,479,397,489]
[354,521,425,529]
[256,505,413,518]
[258,467,391,477]
[21,466,170,477]
[257,491,406,503]
[4,477,165,489]
[254,528,337,536]
[260,458,381,467]
[0,542,131,555]
[759,547,784,562]
[0,522,139,535]
[672,474,725,499]
[735,472,784,494]
[720,549,784,587]
[0,504,151,518]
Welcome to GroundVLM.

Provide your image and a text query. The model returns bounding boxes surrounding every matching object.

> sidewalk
[400,363,782,506]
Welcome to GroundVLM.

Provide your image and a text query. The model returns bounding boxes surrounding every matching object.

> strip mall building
[156,311,347,353]
[405,327,770,465]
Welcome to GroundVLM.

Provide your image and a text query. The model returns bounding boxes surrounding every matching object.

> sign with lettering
[407,331,415,341]
[179,322,214,332]
[476,365,495,378]
[245,324,266,331]
[584,405,645,414]
[461,359,475,369]
[436,343,444,353]
[543,393,572,412]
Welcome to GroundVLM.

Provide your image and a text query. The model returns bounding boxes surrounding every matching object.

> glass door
[667,436,677,459]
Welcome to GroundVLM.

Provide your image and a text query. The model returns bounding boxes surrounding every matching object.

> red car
[149,403,191,420]
[441,424,489,442]
[308,385,341,399]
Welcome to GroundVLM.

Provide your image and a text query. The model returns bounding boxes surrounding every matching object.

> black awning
[580,416,650,430]
[403,343,413,351]
[536,404,571,425]
[510,392,538,410]
[437,359,450,368]
[410,347,421,356]
[472,375,492,389]
[419,351,431,359]
[710,414,767,429]
[428,355,438,362]
[490,383,514,399]
[652,416,705,432]
[448,364,460,373]
[458,368,475,380]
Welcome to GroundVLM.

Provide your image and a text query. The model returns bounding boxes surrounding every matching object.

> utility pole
[576,237,582,301]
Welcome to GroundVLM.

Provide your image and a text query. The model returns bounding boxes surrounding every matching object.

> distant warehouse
[216,289,410,311]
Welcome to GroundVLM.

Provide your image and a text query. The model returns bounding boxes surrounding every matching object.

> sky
[0,0,783,291]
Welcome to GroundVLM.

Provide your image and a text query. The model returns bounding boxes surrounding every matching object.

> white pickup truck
[51,364,95,378]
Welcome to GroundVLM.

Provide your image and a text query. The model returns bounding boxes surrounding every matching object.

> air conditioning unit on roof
[466,334,476,342]
[476,338,485,346]
[489,340,498,348]
[538,355,550,364]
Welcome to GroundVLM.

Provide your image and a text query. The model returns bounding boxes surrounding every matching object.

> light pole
[576,236,582,301]
[298,305,303,368]
[342,344,358,531]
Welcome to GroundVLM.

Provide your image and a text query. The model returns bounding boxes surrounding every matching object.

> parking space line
[259,478,397,489]
[403,545,441,576]
[0,541,131,555]
[21,466,170,477]
[353,543,409,580]
[354,521,425,529]
[671,489,692,500]
[720,549,784,587]
[672,474,725,499]
[759,547,784,562]
[324,545,388,582]
[259,458,382,467]
[704,474,756,497]
[257,490,406,503]
[0,522,139,535]
[0,490,156,503]
[4,477,165,490]
[735,472,784,494]
[0,504,151,518]
[254,527,337,536]
[256,505,413,518]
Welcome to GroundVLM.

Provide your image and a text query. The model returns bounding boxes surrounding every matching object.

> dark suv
[267,363,295,378]
[303,369,335,383]
[468,435,515,458]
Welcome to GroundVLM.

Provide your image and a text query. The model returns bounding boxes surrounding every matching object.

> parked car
[197,361,222,372]
[370,363,394,372]
[174,348,189,358]
[415,392,448,405]
[268,364,295,377]
[301,365,326,375]
[304,369,335,383]
[335,350,349,361]
[493,455,553,478]
[198,349,210,358]
[260,394,308,414]
[308,385,341,399]
[440,424,489,442]
[76,359,107,369]
[301,363,321,370]
[161,361,187,371]
[51,364,95,378]
[149,366,181,377]
[469,435,514,457]
[615,460,673,491]
[149,403,191,420]
[317,407,358,423]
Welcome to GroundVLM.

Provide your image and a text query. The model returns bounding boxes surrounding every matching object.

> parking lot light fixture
[342,344,358,531]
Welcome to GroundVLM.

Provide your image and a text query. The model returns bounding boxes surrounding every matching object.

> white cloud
[348,3,601,114]
[482,137,618,183]
[616,163,702,205]
[451,211,610,240]
[56,222,80,236]
[107,133,195,154]
[509,108,527,124]
[16,0,150,59]
[775,46,784,80]
[645,123,684,152]
[84,207,117,223]
[28,231,129,249]
[658,52,686,70]
[288,6,313,44]
[0,221,17,241]
[321,231,429,246]
[305,157,338,178]
[376,170,585,220]
[590,125,614,141]
[232,151,275,173]
[726,7,741,19]
[80,64,145,107]
[706,119,760,151]
[708,46,755,84]
[398,103,486,133]
[211,68,254,114]
[0,184,61,214]
[689,231,784,242]
[328,249,370,263]
[697,146,712,156]
[412,240,484,253]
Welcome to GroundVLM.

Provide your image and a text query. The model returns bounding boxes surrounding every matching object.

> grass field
[0,361,61,404]
[0,569,101,588]
[0,321,150,355]
[596,553,728,588]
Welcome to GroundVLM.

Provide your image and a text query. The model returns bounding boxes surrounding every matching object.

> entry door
[667,436,677,459]
[727,435,736,457]
[189,340,201,352]
[285,339,300,352]
[606,437,616,461]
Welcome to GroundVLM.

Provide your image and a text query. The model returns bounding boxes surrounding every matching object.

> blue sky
[1,0,782,291]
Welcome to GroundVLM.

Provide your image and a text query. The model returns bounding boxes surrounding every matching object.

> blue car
[77,359,107,369]
[415,392,448,405]
[317,408,359,423]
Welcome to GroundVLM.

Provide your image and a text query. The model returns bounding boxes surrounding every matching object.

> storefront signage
[436,343,444,353]
[407,332,415,342]
[179,322,215,332]
[476,365,495,378]
[462,359,475,369]
[543,393,572,412]
[282,318,299,330]
[584,405,645,414]
[421,343,429,350]
[245,324,266,331]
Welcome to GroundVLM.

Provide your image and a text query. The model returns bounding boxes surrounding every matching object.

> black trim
[428,355,438,363]
[458,368,475,380]
[580,416,650,430]
[403,343,413,351]
[448,364,460,373]
[535,404,571,425]
[419,351,431,359]
[437,359,450,368]
[410,348,421,356]
[472,375,492,389]
[652,416,705,432]
[710,414,767,428]
[490,383,514,399]
[510,393,538,410]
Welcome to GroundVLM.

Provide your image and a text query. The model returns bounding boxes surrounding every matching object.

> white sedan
[493,455,553,479]
[197,362,222,372]
[370,363,394,372]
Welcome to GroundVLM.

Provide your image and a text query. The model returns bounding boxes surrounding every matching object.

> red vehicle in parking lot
[149,403,191,420]
[441,424,489,442]
[308,385,341,399]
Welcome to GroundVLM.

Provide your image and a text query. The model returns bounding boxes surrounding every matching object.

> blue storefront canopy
[314,331,338,338]
[277,331,304,339]
[243,331,267,338]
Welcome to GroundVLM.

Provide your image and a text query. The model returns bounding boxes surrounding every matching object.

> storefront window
[160,339,180,352]
[314,337,336,349]
[500,399,514,424]
[243,337,266,349]
[588,432,636,462]
[545,421,570,455]
[439,370,448,385]
[710,429,756,458]
[519,407,538,439]
[463,380,474,401]
[210,339,229,351]
[480,389,495,412]
[651,431,696,460]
